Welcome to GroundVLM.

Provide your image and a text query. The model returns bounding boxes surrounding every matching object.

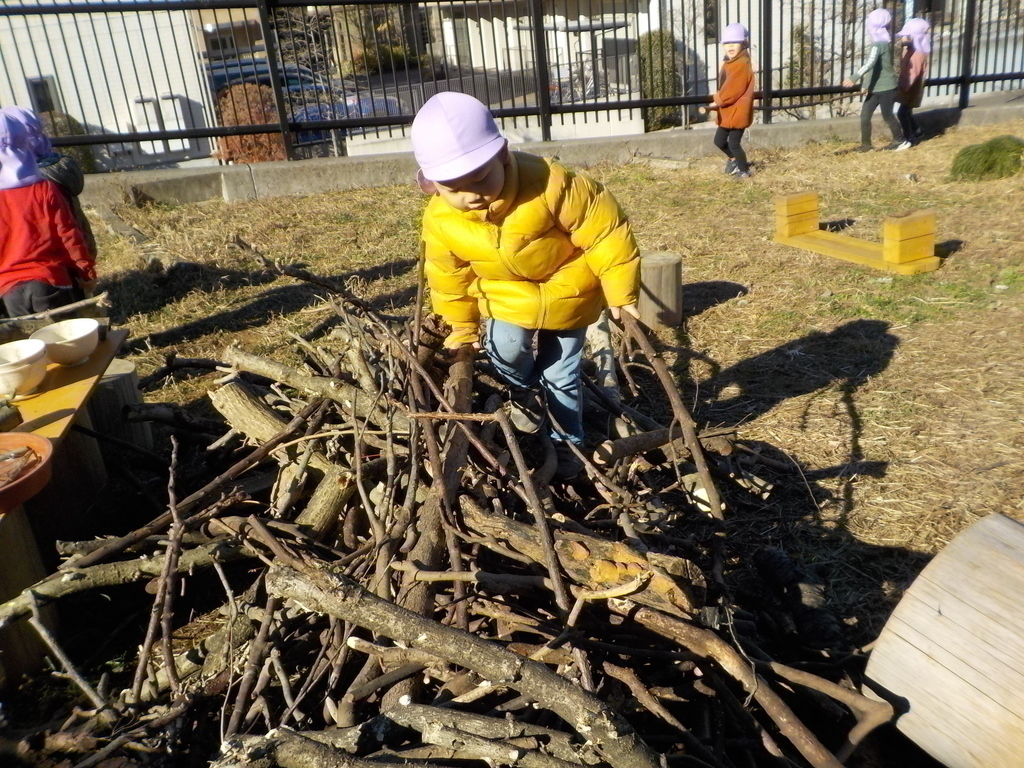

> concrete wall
[82,90,1024,211]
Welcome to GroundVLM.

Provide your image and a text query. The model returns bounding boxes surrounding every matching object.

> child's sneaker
[724,158,737,174]
[553,441,584,480]
[734,169,754,179]
[508,388,543,434]
[893,140,913,151]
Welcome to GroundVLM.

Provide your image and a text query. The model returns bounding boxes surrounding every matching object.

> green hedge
[639,31,681,131]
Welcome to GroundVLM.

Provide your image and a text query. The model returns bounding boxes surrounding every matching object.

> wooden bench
[774,192,941,275]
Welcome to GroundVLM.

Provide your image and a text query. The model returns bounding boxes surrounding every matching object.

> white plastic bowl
[0,339,48,396]
[30,317,100,366]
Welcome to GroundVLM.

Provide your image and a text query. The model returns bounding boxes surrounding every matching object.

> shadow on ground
[102,259,417,353]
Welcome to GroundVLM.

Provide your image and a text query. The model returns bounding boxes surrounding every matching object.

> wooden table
[13,329,129,444]
[0,329,128,687]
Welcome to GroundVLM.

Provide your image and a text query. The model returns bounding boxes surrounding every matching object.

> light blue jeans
[485,319,587,445]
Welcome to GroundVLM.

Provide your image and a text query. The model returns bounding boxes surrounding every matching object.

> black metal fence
[1,0,1022,169]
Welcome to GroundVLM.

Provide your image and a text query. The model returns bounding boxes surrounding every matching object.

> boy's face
[432,151,507,212]
[723,42,745,59]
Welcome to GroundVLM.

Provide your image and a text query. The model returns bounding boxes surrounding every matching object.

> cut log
[461,496,697,616]
[210,382,334,477]
[87,359,154,455]
[637,251,683,330]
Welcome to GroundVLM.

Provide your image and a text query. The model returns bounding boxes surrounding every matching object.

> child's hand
[609,303,640,321]
[80,279,96,298]
[842,79,856,88]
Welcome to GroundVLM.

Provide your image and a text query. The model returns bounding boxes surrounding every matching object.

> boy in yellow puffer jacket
[412,92,640,479]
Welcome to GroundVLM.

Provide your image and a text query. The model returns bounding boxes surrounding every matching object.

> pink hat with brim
[412,92,506,192]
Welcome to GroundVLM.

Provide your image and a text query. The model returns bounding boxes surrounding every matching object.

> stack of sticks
[0,265,894,768]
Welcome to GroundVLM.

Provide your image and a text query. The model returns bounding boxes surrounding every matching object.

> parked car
[291,90,403,144]
[205,58,328,97]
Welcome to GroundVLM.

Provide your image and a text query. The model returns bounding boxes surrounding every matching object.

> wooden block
[638,251,683,330]
[776,210,820,237]
[884,232,935,264]
[883,210,936,242]
[777,197,819,216]
[775,192,818,216]
[888,255,942,275]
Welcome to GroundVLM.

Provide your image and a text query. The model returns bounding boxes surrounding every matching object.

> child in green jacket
[843,8,907,151]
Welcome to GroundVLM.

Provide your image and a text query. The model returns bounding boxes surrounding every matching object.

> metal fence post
[528,0,552,141]
[760,0,773,124]
[255,0,295,160]
[959,0,979,110]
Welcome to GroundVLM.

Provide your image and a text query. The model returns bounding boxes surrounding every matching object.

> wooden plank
[883,210,936,241]
[883,233,935,264]
[776,233,941,275]
[867,629,1022,768]
[781,232,882,260]
[807,229,881,250]
[884,595,1024,713]
[865,515,1024,768]
[775,192,818,215]
[12,330,128,446]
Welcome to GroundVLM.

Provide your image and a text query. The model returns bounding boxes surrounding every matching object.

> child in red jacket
[712,23,756,178]
[0,108,95,317]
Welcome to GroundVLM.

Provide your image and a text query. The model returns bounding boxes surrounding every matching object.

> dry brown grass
[96,118,1024,640]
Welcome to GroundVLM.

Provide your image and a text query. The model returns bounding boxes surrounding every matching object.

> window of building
[27,76,61,114]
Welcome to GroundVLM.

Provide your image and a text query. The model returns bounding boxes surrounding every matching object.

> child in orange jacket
[712,23,755,178]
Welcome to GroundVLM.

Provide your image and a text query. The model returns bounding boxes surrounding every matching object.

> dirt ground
[102,117,1024,646]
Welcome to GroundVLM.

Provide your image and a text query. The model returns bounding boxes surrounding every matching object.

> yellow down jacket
[422,152,639,343]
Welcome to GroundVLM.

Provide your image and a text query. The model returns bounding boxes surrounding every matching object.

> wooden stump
[88,358,153,454]
[0,504,52,689]
[865,513,1024,768]
[638,251,683,330]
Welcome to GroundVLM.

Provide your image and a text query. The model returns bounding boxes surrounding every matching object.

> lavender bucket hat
[721,23,749,44]
[2,106,53,158]
[0,108,44,191]
[411,92,507,193]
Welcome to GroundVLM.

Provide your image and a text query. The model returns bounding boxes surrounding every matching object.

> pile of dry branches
[0,267,895,768]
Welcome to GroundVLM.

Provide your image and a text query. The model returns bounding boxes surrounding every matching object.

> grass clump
[950,134,1024,181]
